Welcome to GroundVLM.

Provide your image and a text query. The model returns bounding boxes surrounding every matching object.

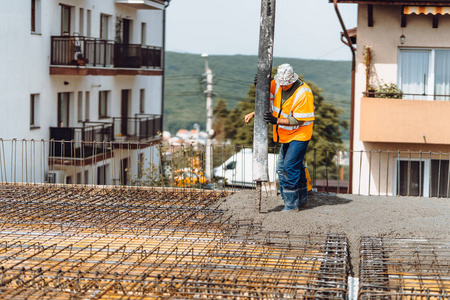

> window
[30,94,40,128]
[139,89,145,113]
[396,158,449,197]
[120,158,129,185]
[141,23,147,45]
[99,91,109,119]
[31,0,41,33]
[79,8,84,36]
[85,91,90,121]
[77,91,83,122]
[86,10,91,37]
[57,92,70,127]
[76,172,82,184]
[100,14,110,40]
[138,153,144,178]
[226,161,236,170]
[97,165,108,185]
[84,170,89,184]
[60,4,71,35]
[430,160,449,197]
[435,50,450,101]
[397,160,425,196]
[399,49,450,101]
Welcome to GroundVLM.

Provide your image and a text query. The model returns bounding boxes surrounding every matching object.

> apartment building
[0,0,168,185]
[334,0,450,197]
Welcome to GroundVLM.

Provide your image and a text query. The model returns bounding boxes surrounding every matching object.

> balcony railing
[51,36,162,68]
[48,115,161,159]
[363,91,450,101]
[49,123,113,158]
[113,115,162,141]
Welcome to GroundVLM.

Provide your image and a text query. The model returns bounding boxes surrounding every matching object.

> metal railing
[0,139,449,197]
[363,91,450,101]
[51,36,162,68]
[112,115,162,141]
[114,44,162,68]
[49,123,113,159]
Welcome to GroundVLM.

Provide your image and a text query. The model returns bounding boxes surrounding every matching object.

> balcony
[49,115,162,164]
[360,96,450,144]
[49,122,114,164]
[50,36,163,76]
[112,114,162,142]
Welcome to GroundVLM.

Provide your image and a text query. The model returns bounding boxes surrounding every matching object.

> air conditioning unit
[48,170,66,184]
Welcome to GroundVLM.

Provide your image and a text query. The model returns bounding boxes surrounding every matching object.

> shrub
[376,82,403,99]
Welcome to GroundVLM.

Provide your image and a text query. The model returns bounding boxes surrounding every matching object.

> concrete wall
[360,97,450,144]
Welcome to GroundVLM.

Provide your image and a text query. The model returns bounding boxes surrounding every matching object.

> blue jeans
[279,140,309,211]
[276,145,284,196]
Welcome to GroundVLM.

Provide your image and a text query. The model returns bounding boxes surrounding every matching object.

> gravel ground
[217,190,450,276]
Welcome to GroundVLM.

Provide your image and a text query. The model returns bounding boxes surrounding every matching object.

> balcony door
[58,92,70,127]
[121,90,130,136]
[120,158,129,185]
[122,19,131,44]
[397,160,425,197]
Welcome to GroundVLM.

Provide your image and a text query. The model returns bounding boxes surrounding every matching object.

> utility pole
[254,0,276,212]
[202,53,214,180]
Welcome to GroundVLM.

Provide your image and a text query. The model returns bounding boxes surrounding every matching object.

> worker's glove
[254,74,257,86]
[264,111,277,124]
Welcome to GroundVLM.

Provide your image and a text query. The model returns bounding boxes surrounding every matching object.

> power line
[165,75,201,79]
[215,77,253,86]
[315,45,346,60]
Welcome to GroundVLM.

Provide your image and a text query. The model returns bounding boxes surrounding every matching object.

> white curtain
[435,50,450,101]
[399,50,430,100]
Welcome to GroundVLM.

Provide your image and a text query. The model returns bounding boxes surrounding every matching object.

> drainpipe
[161,0,171,135]
[334,0,356,194]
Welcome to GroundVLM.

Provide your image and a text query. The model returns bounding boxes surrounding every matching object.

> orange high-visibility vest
[271,80,315,143]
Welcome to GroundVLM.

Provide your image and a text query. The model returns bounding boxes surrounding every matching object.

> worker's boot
[282,188,299,211]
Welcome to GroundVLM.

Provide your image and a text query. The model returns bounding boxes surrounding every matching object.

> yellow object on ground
[305,167,312,191]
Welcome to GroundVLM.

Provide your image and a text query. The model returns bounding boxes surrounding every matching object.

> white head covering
[274,63,299,86]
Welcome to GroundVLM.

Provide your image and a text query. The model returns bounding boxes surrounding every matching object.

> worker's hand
[264,111,277,125]
[254,74,257,86]
[244,112,255,123]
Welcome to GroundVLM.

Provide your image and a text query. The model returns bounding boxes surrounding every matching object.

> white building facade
[0,0,168,185]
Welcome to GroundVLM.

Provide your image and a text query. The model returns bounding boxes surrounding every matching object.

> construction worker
[248,64,313,212]
[244,64,315,207]
[244,65,313,210]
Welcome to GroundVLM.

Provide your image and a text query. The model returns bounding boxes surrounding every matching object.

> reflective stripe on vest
[293,112,315,119]
[272,106,289,118]
[278,121,313,131]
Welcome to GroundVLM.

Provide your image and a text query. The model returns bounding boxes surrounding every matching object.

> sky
[165,0,358,61]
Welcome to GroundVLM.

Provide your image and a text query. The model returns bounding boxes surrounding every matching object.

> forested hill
[164,51,352,140]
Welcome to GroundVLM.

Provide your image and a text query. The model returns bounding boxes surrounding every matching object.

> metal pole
[202,53,213,180]
[253,0,276,211]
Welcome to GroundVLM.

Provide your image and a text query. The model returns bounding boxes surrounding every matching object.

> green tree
[212,98,230,141]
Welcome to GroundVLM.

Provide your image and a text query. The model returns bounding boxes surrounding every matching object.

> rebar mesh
[359,237,450,299]
[0,184,349,299]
